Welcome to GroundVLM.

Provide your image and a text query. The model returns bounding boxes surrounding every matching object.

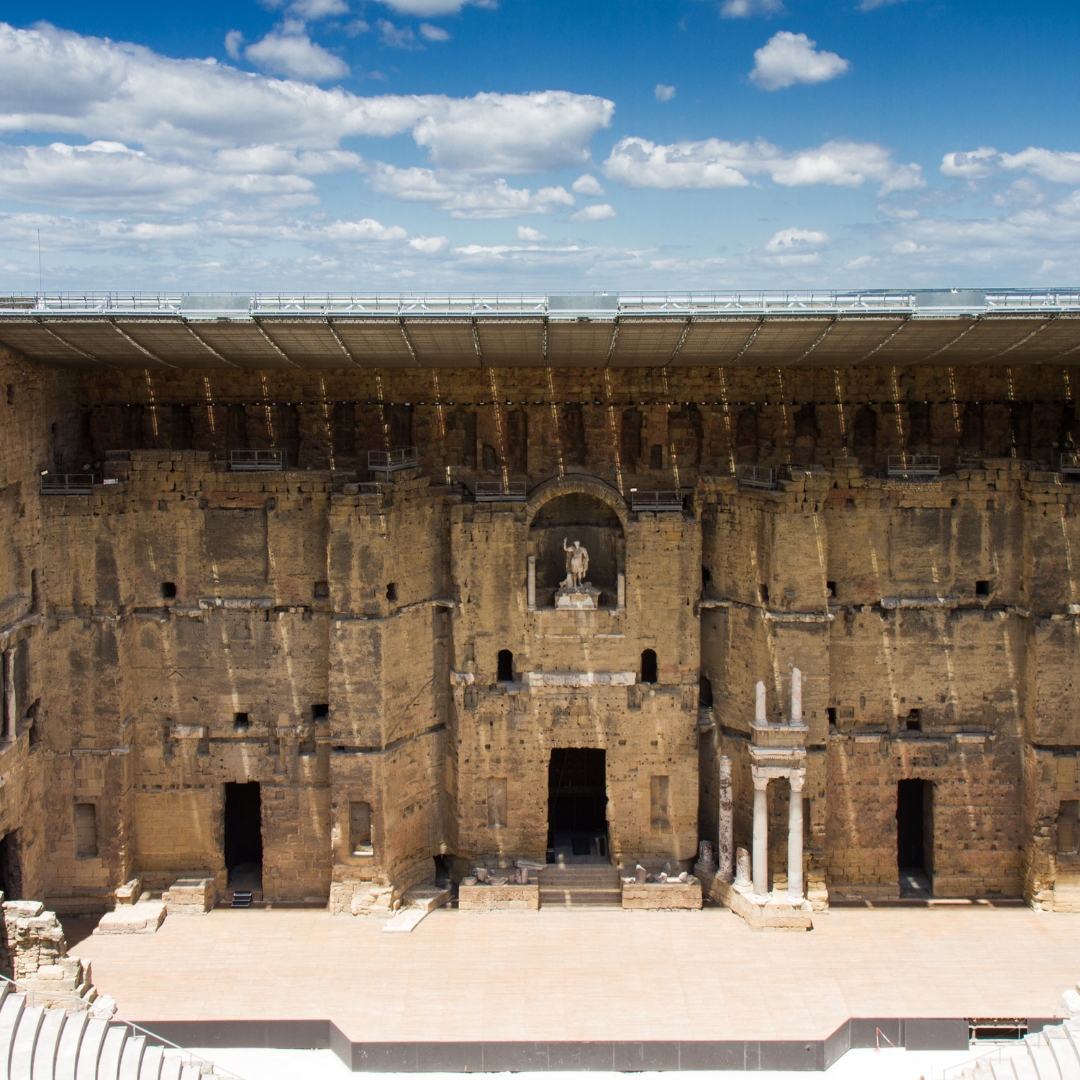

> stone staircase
[0,978,235,1080]
[537,865,622,906]
[955,1019,1080,1079]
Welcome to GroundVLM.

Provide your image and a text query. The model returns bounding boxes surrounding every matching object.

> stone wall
[4,352,1080,910]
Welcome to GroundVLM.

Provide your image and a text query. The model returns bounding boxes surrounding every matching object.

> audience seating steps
[0,979,231,1079]
[962,1019,1080,1079]
[537,865,622,906]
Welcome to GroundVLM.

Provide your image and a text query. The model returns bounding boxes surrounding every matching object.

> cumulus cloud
[368,164,575,218]
[857,0,909,9]
[224,30,244,60]
[409,234,449,252]
[603,136,922,195]
[749,31,849,91]
[572,173,604,196]
[244,29,349,80]
[419,23,451,41]
[569,203,616,222]
[721,0,783,17]
[377,20,419,48]
[654,84,676,102]
[377,0,495,13]
[288,0,350,18]
[517,225,548,241]
[941,146,1080,185]
[0,24,612,173]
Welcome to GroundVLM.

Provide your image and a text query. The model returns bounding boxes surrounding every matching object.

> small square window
[976,580,991,598]
[161,582,177,599]
[74,803,98,859]
[313,581,329,599]
[826,581,837,598]
[312,703,329,721]
[826,707,837,726]
[906,709,921,732]
[233,712,250,731]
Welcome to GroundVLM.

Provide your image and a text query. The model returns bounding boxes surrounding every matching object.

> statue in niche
[556,537,600,609]
[562,538,590,588]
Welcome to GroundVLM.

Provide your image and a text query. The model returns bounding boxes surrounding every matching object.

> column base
[698,869,813,931]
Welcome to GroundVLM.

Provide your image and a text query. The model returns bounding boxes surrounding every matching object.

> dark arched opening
[497,649,514,682]
[698,675,713,708]
[640,649,658,684]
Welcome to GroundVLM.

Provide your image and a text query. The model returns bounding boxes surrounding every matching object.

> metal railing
[368,447,419,474]
[40,473,94,494]
[475,479,527,502]
[736,464,778,490]
[1061,453,1080,476]
[0,971,245,1079]
[7,289,1080,320]
[229,449,285,471]
[630,489,685,510]
[887,454,941,479]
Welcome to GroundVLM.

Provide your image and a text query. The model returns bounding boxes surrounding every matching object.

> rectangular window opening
[233,712,250,731]
[1058,800,1080,856]
[976,580,991,598]
[74,803,99,859]
[350,801,373,855]
[311,703,329,721]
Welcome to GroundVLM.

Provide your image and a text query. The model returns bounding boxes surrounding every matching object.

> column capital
[751,771,770,791]
[788,773,806,793]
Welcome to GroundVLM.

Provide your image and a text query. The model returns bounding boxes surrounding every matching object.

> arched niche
[526,478,626,608]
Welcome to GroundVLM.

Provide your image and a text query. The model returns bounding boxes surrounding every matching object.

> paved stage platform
[67,904,1080,1048]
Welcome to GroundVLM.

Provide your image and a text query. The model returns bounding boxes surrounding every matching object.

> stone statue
[563,538,589,587]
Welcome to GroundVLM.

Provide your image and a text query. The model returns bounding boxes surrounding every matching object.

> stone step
[55,1010,89,1080]
[97,1023,129,1080]
[0,992,25,1075]
[33,1007,67,1079]
[75,1017,111,1080]
[537,867,620,883]
[158,1051,183,1080]
[137,1043,164,1080]
[119,1034,146,1080]
[539,888,623,906]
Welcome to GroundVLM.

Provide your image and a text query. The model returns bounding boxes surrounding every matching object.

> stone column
[718,755,733,882]
[752,771,769,899]
[617,572,625,610]
[755,680,766,724]
[791,667,802,723]
[2,646,14,742]
[527,555,536,610]
[788,772,805,902]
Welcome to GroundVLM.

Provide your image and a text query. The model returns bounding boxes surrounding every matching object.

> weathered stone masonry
[4,353,1080,911]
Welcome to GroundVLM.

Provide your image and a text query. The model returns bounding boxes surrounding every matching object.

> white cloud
[765,226,828,251]
[857,0,909,9]
[603,136,922,195]
[224,30,244,61]
[245,30,349,80]
[411,91,614,172]
[0,24,611,173]
[377,20,419,48]
[941,146,997,180]
[721,0,783,17]
[569,203,616,222]
[288,0,350,19]
[368,164,575,217]
[377,0,495,13]
[572,173,604,196]
[749,31,849,91]
[654,84,676,102]
[940,146,1080,185]
[419,23,451,41]
[409,234,449,252]
[517,225,548,241]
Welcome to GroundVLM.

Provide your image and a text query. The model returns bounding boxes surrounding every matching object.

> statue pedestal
[555,584,600,610]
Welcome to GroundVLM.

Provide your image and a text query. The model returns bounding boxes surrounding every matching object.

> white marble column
[2,646,14,742]
[718,755,733,882]
[755,680,766,724]
[787,772,805,902]
[527,555,536,610]
[752,772,769,899]
[790,667,802,723]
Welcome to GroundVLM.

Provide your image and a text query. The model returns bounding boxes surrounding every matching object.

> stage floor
[69,904,1080,1044]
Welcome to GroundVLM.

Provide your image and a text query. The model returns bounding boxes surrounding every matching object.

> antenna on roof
[37,229,42,297]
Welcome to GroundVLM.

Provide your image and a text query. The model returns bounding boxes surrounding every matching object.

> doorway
[548,748,608,863]
[0,831,21,900]
[896,779,933,897]
[223,782,263,891]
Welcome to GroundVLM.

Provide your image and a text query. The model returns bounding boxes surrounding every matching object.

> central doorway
[223,782,263,893]
[896,779,933,897]
[548,748,609,863]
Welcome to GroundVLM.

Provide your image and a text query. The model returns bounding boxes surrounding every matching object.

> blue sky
[2,0,1080,292]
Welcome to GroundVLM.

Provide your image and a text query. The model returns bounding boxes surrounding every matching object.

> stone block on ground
[458,884,539,911]
[349,884,394,916]
[382,909,430,933]
[94,901,167,935]
[402,885,450,913]
[621,881,702,910]
[164,878,217,915]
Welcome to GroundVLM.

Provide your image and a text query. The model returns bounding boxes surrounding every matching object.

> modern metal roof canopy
[2,290,1080,369]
